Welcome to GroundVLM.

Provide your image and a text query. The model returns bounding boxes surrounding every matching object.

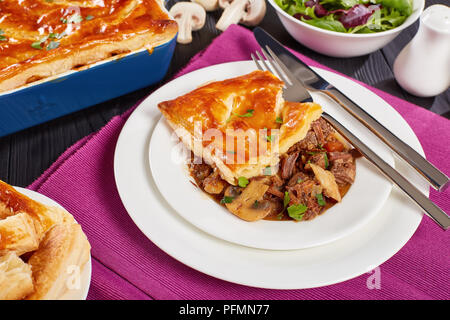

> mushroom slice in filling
[224,180,271,221]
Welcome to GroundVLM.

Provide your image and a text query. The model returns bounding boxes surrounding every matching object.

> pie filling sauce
[189,117,360,221]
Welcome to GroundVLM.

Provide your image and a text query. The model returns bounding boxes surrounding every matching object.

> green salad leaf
[274,0,412,34]
[301,17,347,32]
[376,0,413,16]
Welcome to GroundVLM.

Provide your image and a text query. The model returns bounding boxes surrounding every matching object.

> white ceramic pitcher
[394,4,450,97]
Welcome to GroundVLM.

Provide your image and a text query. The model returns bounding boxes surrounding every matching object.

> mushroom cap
[218,0,234,9]
[216,0,266,31]
[169,2,206,30]
[241,0,266,26]
[192,0,219,11]
[224,180,271,221]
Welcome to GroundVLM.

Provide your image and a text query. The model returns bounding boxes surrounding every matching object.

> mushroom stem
[169,2,206,44]
[178,15,194,44]
[216,0,248,31]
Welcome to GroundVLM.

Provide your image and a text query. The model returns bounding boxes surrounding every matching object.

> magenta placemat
[29,25,449,300]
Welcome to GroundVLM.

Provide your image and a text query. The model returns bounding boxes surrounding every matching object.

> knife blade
[253,27,449,192]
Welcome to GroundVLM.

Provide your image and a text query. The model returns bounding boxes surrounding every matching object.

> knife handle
[322,112,450,230]
[323,88,449,192]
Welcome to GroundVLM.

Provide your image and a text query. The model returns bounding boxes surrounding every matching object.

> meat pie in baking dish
[0,0,177,92]
[158,71,359,222]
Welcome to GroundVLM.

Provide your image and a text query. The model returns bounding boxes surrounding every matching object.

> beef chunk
[331,158,356,185]
[281,152,299,179]
[305,152,327,170]
[203,170,226,194]
[286,179,322,220]
[190,163,212,182]
[328,152,353,162]
[287,172,309,187]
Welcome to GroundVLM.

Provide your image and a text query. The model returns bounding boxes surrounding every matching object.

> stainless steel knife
[253,27,449,192]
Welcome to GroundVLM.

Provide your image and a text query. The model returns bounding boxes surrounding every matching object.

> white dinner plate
[114,61,426,289]
[17,187,92,300]
[149,67,393,250]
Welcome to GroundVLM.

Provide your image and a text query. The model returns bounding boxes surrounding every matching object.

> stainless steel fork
[251,48,450,230]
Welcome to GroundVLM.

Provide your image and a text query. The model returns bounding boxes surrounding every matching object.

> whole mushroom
[216,0,266,31]
[191,0,219,11]
[169,2,206,44]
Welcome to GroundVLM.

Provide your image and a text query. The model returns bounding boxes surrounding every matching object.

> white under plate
[17,187,92,300]
[114,61,426,289]
[149,65,393,250]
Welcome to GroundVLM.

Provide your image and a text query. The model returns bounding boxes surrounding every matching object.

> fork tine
[251,53,264,72]
[255,51,276,76]
[265,45,303,87]
[260,48,291,85]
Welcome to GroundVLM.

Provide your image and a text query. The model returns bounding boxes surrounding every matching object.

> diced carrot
[324,141,344,152]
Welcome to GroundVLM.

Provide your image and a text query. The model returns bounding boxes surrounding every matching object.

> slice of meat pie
[158,70,322,185]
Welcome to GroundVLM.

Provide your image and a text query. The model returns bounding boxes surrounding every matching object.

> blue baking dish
[0,36,177,137]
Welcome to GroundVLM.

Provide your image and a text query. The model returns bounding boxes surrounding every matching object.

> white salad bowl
[268,0,425,57]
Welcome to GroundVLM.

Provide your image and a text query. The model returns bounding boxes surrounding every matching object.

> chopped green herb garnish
[265,135,274,142]
[220,196,234,204]
[233,109,254,118]
[85,15,94,21]
[31,41,43,50]
[0,30,6,41]
[283,191,290,208]
[316,193,326,206]
[276,212,284,220]
[0,30,4,35]
[238,177,249,188]
[297,177,303,183]
[46,40,60,50]
[263,166,271,176]
[60,17,68,24]
[226,150,236,154]
[287,204,308,221]
[252,200,259,209]
[48,32,66,40]
[275,117,283,124]
[324,152,329,169]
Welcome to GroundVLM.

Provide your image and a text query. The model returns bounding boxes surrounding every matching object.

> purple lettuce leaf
[336,4,380,29]
[305,0,329,17]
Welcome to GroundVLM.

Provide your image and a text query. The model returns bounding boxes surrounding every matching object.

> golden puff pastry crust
[0,212,40,256]
[158,71,322,184]
[0,180,75,254]
[26,223,91,300]
[0,251,34,300]
[0,0,178,92]
[0,180,91,300]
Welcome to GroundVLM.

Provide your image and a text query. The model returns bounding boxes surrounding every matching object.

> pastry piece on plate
[0,180,91,299]
[158,70,359,222]
[0,180,74,253]
[0,0,178,92]
[26,223,91,300]
[0,212,40,256]
[0,251,34,300]
[158,70,322,185]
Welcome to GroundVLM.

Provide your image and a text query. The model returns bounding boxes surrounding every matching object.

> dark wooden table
[1,0,449,187]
